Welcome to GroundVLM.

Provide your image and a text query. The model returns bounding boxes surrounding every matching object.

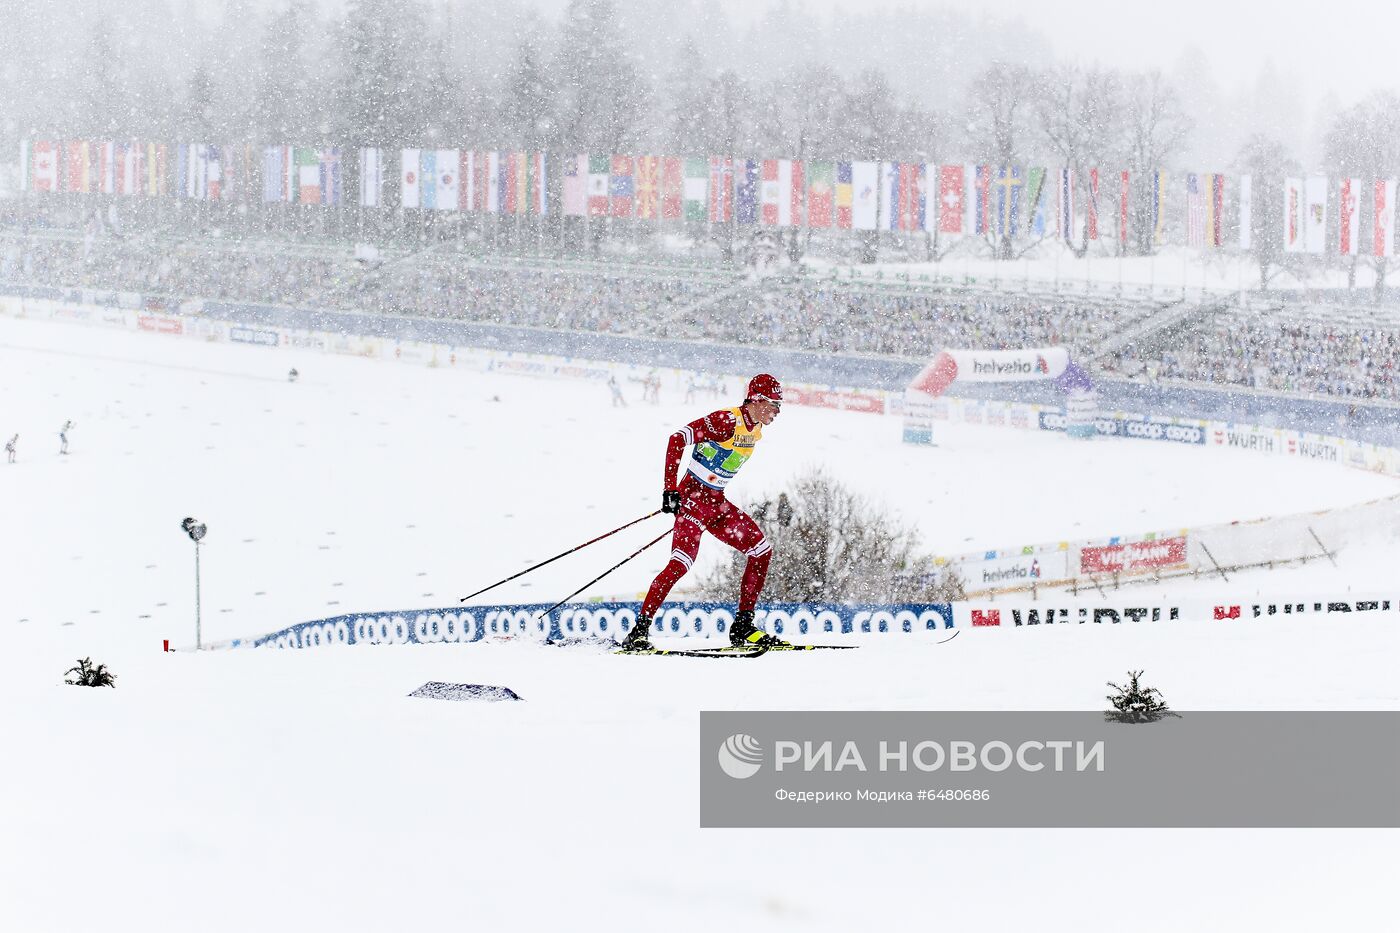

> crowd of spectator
[3,230,1397,403]
[1,234,345,308]
[1111,316,1398,401]
[3,232,1154,359]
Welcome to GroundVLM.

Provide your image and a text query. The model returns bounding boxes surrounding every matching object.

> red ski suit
[640,408,771,619]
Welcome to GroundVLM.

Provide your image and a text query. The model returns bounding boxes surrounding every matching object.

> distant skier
[59,420,73,454]
[5,433,16,464]
[643,371,661,405]
[608,374,627,408]
[621,374,787,652]
[288,367,299,383]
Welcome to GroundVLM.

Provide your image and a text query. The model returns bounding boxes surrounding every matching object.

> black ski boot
[620,615,655,652]
[728,610,790,649]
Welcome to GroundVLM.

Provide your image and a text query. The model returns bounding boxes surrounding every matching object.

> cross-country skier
[608,374,627,408]
[5,433,16,464]
[59,420,73,454]
[621,374,788,652]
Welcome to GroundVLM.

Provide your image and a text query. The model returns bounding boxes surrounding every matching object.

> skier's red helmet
[746,374,783,405]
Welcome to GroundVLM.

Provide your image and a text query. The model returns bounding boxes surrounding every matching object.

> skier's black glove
[662,490,681,514]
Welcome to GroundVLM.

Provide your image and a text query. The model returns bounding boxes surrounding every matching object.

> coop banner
[700,711,1400,828]
[1039,412,1206,445]
[212,601,956,651]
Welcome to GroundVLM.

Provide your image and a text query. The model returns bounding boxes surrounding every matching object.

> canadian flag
[31,140,58,192]
[1339,177,1360,256]
[1375,178,1396,258]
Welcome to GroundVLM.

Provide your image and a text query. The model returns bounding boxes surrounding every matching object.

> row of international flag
[10,139,1157,237]
[17,140,1400,257]
[17,140,346,205]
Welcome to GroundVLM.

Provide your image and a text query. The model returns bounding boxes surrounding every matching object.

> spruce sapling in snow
[1105,670,1175,723]
[64,657,117,688]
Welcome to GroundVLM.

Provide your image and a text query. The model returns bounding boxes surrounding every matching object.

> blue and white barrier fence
[210,601,956,651]
[205,594,1399,652]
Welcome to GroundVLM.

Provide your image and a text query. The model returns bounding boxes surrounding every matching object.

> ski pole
[460,510,663,603]
[533,527,671,622]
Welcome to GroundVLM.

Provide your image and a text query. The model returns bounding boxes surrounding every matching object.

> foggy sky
[265,0,1400,108]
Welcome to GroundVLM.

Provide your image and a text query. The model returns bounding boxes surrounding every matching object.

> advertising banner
[966,552,1069,590]
[136,314,183,335]
[1080,536,1188,575]
[224,601,956,652]
[786,385,886,414]
[230,326,279,347]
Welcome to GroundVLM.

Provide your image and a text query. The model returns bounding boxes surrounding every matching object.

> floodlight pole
[194,539,202,650]
[181,517,207,650]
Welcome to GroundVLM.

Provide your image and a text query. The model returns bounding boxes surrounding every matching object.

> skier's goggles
[753,395,782,410]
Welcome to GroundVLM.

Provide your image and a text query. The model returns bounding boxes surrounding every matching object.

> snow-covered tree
[1234,135,1300,291]
[1038,65,1125,257]
[254,2,319,142]
[1323,92,1400,296]
[553,0,647,153]
[499,24,557,151]
[664,36,712,156]
[1123,71,1192,256]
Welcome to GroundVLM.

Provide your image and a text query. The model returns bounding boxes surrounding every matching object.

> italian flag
[296,148,321,204]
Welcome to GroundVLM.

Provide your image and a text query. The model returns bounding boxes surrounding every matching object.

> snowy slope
[2,315,1397,932]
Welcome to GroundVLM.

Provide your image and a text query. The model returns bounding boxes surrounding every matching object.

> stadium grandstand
[3,221,1398,411]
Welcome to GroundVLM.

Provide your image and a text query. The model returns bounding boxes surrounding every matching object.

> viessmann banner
[699,712,1400,828]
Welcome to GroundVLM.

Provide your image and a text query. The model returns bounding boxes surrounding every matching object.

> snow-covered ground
[2,315,1396,931]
